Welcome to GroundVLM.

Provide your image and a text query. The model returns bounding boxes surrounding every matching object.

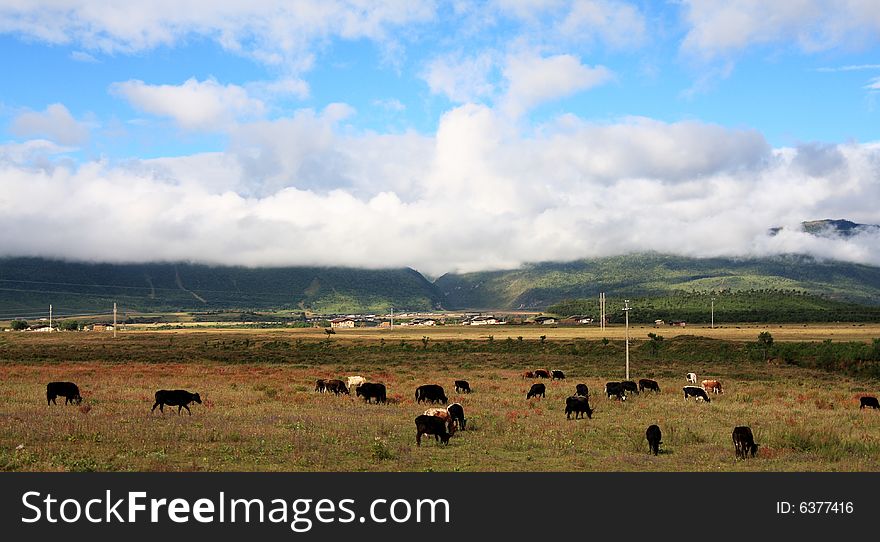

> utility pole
[711,297,715,329]
[599,292,606,331]
[113,302,117,338]
[390,307,393,329]
[623,299,631,380]
[49,304,52,331]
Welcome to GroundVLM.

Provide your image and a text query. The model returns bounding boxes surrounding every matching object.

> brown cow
[534,369,551,379]
[701,379,723,394]
[521,371,535,379]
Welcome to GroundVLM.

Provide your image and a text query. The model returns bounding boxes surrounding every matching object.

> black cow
[415,414,451,446]
[527,383,546,399]
[575,383,589,397]
[646,424,662,456]
[534,369,551,379]
[860,396,879,409]
[621,380,639,395]
[565,395,593,419]
[604,382,626,401]
[732,426,759,459]
[356,382,387,404]
[46,382,82,406]
[151,390,201,415]
[551,370,565,380]
[315,379,326,393]
[447,403,466,430]
[638,379,660,393]
[415,384,447,404]
[683,386,711,403]
[325,379,350,395]
[454,380,471,393]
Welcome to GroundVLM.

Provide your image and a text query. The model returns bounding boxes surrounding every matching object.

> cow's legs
[184,404,192,415]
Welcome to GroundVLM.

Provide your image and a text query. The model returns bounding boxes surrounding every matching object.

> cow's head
[750,443,759,457]
[193,393,202,404]
[73,394,83,405]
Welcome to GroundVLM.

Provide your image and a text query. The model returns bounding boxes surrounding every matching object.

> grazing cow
[683,386,711,403]
[527,383,546,399]
[415,414,451,446]
[859,396,879,409]
[646,424,662,456]
[325,379,350,395]
[151,390,201,415]
[346,376,366,392]
[314,379,326,393]
[46,382,82,406]
[575,383,589,397]
[621,380,639,395]
[447,403,466,430]
[686,372,697,384]
[534,369,551,379]
[604,382,626,401]
[521,371,535,379]
[454,380,471,393]
[551,370,565,380]
[424,407,456,433]
[732,426,759,459]
[565,395,593,419]
[701,379,724,394]
[638,379,660,393]
[415,384,448,404]
[356,382,387,404]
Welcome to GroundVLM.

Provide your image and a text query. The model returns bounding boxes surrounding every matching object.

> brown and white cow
[701,379,723,394]
[424,407,456,434]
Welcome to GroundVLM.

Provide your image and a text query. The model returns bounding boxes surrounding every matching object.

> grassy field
[0,329,878,472]
[129,321,880,342]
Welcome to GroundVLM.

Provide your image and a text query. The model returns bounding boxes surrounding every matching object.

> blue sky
[1,1,880,273]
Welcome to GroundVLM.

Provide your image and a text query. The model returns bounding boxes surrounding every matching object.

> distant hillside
[548,290,880,324]
[0,258,440,317]
[4,251,880,318]
[769,218,880,237]
[434,254,880,309]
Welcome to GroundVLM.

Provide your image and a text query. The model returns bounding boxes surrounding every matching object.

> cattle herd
[44,367,879,460]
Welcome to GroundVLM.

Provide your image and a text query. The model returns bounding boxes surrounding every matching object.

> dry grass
[0,331,878,472]
[129,322,880,343]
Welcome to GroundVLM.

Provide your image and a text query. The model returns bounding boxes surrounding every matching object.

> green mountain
[769,218,880,237]
[0,258,440,317]
[434,253,880,310]
[3,252,880,318]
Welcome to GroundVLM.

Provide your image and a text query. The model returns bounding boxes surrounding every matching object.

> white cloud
[865,77,880,90]
[681,0,880,58]
[9,103,89,145]
[501,53,613,116]
[3,106,879,274]
[110,77,266,131]
[373,98,406,112]
[0,1,437,71]
[422,52,497,103]
[816,64,880,72]
[69,50,98,62]
[559,0,646,49]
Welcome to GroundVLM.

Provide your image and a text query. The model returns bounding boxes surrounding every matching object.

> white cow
[686,372,697,384]
[346,376,366,392]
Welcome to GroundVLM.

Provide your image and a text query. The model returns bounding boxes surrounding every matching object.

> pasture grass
[0,331,878,472]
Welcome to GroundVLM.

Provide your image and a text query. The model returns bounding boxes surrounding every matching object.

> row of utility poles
[602,293,717,381]
[38,303,117,337]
